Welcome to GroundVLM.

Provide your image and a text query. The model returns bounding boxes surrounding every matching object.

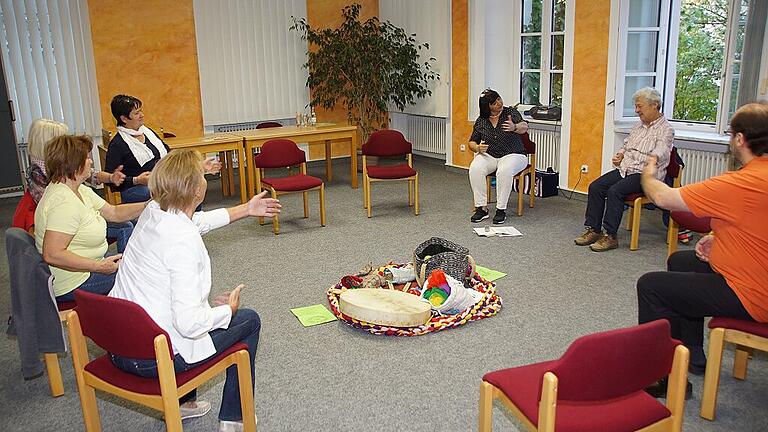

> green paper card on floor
[475,265,507,282]
[290,304,337,327]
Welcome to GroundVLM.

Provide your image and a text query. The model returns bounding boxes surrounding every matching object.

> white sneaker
[219,415,258,432]
[179,400,211,420]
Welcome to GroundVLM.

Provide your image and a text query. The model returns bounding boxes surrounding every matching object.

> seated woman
[468,89,530,224]
[104,94,169,203]
[574,87,674,252]
[24,118,131,247]
[34,135,148,302]
[109,150,280,429]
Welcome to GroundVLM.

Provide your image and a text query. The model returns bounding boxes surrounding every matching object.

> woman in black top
[105,95,170,203]
[468,89,530,224]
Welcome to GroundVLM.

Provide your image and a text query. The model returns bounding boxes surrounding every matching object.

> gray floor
[1,157,766,431]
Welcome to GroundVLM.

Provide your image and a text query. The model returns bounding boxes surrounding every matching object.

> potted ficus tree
[290,3,439,142]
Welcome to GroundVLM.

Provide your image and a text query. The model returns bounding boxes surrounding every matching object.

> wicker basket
[413,237,476,287]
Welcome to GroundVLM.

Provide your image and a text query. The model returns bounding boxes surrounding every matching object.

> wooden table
[165,133,247,204]
[234,124,359,199]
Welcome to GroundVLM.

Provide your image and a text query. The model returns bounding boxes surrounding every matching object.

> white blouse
[109,201,232,363]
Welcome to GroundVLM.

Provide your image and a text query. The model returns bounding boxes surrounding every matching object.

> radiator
[406,115,447,155]
[677,148,731,185]
[527,126,560,171]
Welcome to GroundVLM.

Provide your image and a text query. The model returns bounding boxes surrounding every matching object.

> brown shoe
[575,227,602,246]
[590,234,618,252]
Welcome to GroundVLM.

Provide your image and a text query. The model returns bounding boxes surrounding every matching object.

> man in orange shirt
[637,103,768,397]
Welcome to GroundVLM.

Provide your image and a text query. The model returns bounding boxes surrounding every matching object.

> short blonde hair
[28,119,68,160]
[149,149,205,211]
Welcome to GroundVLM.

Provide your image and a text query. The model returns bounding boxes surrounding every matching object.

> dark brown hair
[45,135,93,183]
[730,103,768,156]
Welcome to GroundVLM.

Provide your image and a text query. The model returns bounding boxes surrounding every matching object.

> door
[0,53,22,191]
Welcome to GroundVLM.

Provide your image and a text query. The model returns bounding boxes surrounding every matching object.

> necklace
[489,113,500,119]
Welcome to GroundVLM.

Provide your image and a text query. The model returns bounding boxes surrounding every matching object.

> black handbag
[512,167,559,198]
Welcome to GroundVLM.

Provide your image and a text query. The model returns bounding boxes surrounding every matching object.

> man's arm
[641,155,689,211]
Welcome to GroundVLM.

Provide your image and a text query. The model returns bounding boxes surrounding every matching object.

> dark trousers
[584,169,641,236]
[111,308,261,421]
[637,250,754,366]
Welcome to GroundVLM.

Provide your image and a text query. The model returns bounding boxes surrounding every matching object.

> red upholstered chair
[253,139,325,235]
[67,290,256,432]
[362,130,419,218]
[666,211,711,256]
[255,121,283,129]
[479,320,689,432]
[625,147,683,251]
[700,318,768,421]
[484,132,537,216]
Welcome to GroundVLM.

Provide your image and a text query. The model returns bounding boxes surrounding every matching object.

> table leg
[325,140,333,182]
[226,151,235,197]
[219,151,230,196]
[350,132,358,189]
[238,146,247,204]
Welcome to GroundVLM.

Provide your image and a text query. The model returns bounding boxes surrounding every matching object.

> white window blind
[193,0,309,126]
[0,0,101,143]
[379,0,450,118]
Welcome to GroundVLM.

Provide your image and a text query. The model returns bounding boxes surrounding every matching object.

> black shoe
[645,377,693,400]
[471,207,489,223]
[492,209,507,224]
[689,363,706,376]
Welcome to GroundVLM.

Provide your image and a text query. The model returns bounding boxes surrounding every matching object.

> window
[519,0,566,106]
[0,0,101,143]
[469,0,568,119]
[615,0,765,133]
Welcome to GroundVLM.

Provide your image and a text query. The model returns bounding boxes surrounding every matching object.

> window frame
[513,0,567,110]
[615,0,750,134]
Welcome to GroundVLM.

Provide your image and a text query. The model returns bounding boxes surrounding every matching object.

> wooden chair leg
[303,191,309,218]
[701,327,726,420]
[630,199,642,250]
[366,178,373,218]
[414,175,419,216]
[44,353,64,397]
[235,351,257,432]
[486,176,493,204]
[408,179,413,206]
[80,385,102,432]
[517,183,524,216]
[733,345,752,380]
[667,219,680,257]
[478,381,494,432]
[626,206,633,230]
[219,151,230,196]
[319,184,326,226]
[538,372,558,432]
[271,190,280,235]
[529,169,535,208]
[666,344,689,432]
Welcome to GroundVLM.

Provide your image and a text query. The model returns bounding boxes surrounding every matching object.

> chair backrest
[671,211,711,233]
[666,146,683,179]
[253,139,306,169]
[362,129,412,157]
[256,121,283,129]
[12,191,37,233]
[520,132,536,155]
[548,320,679,402]
[74,290,172,360]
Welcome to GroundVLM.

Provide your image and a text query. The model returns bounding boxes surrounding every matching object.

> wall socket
[460,144,466,152]
[580,164,589,174]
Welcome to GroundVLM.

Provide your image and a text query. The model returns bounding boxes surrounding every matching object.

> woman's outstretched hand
[247,191,281,217]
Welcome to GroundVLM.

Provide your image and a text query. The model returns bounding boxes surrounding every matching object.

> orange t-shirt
[679,157,768,322]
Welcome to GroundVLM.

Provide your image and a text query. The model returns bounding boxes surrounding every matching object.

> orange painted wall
[451,0,474,168]
[567,1,611,190]
[305,0,378,159]
[88,0,203,137]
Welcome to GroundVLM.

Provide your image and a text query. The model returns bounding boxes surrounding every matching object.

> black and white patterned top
[469,106,526,158]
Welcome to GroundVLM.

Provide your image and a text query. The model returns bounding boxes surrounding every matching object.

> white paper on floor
[473,226,523,237]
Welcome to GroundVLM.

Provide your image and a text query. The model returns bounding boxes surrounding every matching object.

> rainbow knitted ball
[422,270,451,307]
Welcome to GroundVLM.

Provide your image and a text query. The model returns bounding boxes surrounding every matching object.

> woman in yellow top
[34,135,147,302]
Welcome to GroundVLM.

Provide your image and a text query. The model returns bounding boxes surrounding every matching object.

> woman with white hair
[574,87,674,251]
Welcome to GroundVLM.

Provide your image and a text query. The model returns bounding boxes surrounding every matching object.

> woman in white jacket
[109,149,280,431]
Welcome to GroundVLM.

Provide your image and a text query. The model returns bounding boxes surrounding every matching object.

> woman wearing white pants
[468,89,530,224]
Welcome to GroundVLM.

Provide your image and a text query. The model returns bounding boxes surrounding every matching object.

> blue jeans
[106,221,134,253]
[55,270,117,302]
[120,185,151,203]
[110,308,261,421]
